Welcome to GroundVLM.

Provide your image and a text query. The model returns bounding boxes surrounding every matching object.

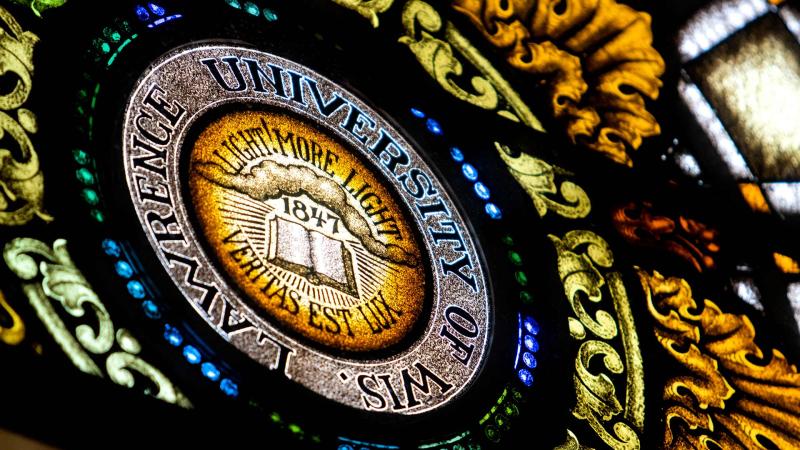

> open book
[267,217,357,296]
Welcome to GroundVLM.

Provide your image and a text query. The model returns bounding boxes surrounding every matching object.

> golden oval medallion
[188,109,426,352]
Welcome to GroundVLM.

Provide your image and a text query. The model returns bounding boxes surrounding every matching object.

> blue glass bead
[135,5,149,21]
[263,8,278,22]
[522,352,537,369]
[524,335,539,352]
[225,0,241,8]
[461,163,478,181]
[517,368,534,387]
[474,182,490,200]
[243,2,259,16]
[102,239,121,257]
[426,118,443,135]
[183,345,201,364]
[485,203,502,220]
[127,280,146,299]
[220,378,239,397]
[201,362,221,381]
[524,316,540,335]
[142,300,160,319]
[115,261,134,279]
[450,146,464,162]
[148,3,165,16]
[164,324,183,346]
[410,108,425,118]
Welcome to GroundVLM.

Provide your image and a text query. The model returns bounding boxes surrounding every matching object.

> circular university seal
[122,43,491,414]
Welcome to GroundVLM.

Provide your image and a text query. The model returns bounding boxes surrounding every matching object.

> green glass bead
[76,168,94,185]
[515,271,528,286]
[81,188,99,205]
[73,149,90,165]
[90,209,104,223]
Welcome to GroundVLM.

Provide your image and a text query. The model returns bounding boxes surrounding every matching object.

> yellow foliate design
[331,0,395,27]
[0,6,51,225]
[554,430,594,450]
[638,270,800,450]
[549,230,617,340]
[399,0,544,130]
[3,238,191,408]
[549,229,643,449]
[496,142,590,219]
[400,1,499,111]
[0,290,24,345]
[573,340,640,450]
[609,272,644,431]
[444,23,544,130]
[453,0,665,166]
[10,0,68,18]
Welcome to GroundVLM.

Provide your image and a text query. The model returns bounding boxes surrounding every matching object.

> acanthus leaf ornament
[496,142,590,219]
[399,0,544,130]
[3,237,190,407]
[331,0,395,27]
[549,228,643,450]
[453,0,665,166]
[9,0,67,17]
[612,201,720,272]
[639,270,800,450]
[0,289,25,345]
[0,5,51,226]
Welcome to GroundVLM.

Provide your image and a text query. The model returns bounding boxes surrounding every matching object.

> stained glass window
[0,1,799,448]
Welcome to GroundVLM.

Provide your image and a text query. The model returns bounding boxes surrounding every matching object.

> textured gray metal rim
[121,42,492,414]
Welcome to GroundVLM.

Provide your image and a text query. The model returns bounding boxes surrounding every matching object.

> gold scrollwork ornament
[550,229,644,450]
[0,6,51,226]
[549,230,617,340]
[330,0,394,27]
[496,142,590,219]
[453,0,665,166]
[400,1,499,110]
[399,0,544,130]
[0,289,25,345]
[639,270,800,450]
[573,340,639,450]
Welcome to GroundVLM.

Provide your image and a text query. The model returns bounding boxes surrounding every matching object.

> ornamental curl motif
[0,5,51,225]
[399,0,544,130]
[639,270,800,450]
[550,229,643,449]
[10,0,67,17]
[612,201,719,272]
[331,0,394,27]
[453,0,665,166]
[0,290,24,345]
[3,237,190,407]
[496,142,590,219]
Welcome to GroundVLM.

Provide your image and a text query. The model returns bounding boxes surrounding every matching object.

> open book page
[268,216,357,295]
[272,217,312,271]
[310,230,348,286]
